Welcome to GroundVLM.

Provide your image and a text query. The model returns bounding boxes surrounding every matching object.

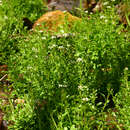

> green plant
[0,0,46,65]
[8,8,129,129]
[8,95,37,130]
[113,67,130,130]
[1,0,130,129]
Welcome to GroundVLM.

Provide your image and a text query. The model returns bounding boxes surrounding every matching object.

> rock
[33,10,81,33]
[46,0,98,12]
[47,0,83,12]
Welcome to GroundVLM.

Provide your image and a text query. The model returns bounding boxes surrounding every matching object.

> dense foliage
[0,0,130,129]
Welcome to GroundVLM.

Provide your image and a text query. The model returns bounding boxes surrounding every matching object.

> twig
[0,74,7,82]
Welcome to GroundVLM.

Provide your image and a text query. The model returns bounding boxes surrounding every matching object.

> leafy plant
[0,0,129,129]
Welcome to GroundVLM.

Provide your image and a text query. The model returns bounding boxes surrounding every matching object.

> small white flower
[105,19,108,23]
[51,36,56,39]
[118,32,121,34]
[60,30,65,33]
[125,67,128,70]
[39,30,43,33]
[94,4,100,9]
[36,23,40,26]
[4,16,8,19]
[32,47,35,51]
[27,66,32,69]
[49,44,57,49]
[77,58,83,62]
[62,33,69,37]
[0,0,2,6]
[63,10,67,13]
[103,2,108,5]
[82,98,89,101]
[78,85,83,90]
[67,44,70,47]
[112,22,115,25]
[32,47,38,52]
[107,6,111,8]
[52,44,57,48]
[58,46,64,49]
[59,84,67,88]
[100,15,105,19]
[42,37,46,40]
[92,106,95,109]
[85,10,88,13]
[66,95,69,98]
[59,84,62,88]
[112,112,116,117]
[90,12,93,15]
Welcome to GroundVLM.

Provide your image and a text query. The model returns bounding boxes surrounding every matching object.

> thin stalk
[50,113,57,129]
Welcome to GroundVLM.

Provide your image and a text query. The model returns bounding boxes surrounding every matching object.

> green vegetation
[0,0,130,129]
